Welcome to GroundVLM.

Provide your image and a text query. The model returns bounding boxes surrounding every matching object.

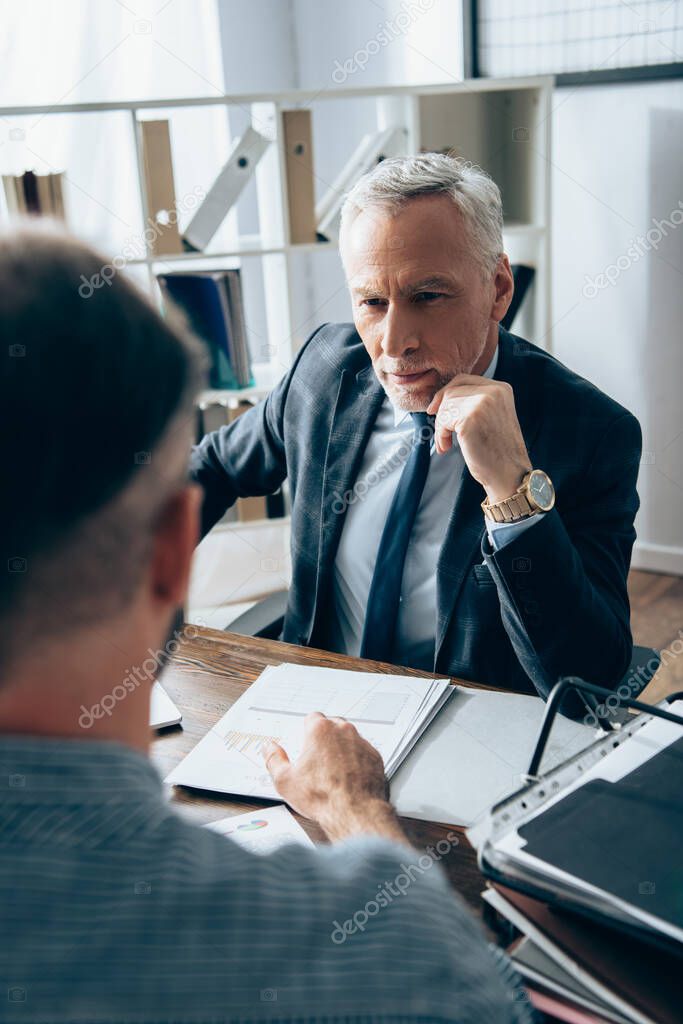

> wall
[551,80,683,573]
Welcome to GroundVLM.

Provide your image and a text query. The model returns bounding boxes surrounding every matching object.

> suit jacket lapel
[311,362,385,635]
[434,328,544,666]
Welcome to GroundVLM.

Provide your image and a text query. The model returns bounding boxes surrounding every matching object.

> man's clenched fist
[427,375,532,504]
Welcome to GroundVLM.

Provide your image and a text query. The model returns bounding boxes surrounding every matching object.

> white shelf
[135,236,336,267]
[197,362,281,408]
[144,234,276,265]
[147,227,535,268]
[0,78,554,119]
[3,76,553,370]
[197,384,271,407]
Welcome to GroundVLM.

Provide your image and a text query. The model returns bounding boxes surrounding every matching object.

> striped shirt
[0,736,533,1023]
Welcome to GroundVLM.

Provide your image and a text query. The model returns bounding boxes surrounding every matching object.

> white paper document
[390,687,595,827]
[205,804,314,855]
[166,662,453,799]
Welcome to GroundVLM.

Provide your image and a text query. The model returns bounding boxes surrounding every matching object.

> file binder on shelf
[282,109,317,244]
[315,126,404,241]
[182,126,271,252]
[468,678,683,955]
[139,120,183,257]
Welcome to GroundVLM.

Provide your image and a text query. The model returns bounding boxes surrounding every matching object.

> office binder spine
[182,127,270,252]
[139,120,183,257]
[282,109,317,244]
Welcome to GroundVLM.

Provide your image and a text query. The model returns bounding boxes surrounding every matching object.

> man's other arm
[189,327,322,537]
[484,410,642,698]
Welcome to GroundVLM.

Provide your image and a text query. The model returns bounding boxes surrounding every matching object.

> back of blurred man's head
[0,223,204,674]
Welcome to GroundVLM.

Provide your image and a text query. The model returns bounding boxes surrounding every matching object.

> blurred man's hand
[264,712,407,844]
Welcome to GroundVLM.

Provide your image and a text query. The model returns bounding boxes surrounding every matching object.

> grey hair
[339,152,504,276]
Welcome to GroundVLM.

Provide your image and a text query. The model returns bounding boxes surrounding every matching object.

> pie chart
[231,819,269,833]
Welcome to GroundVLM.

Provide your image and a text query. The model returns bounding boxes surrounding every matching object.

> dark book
[157,270,253,389]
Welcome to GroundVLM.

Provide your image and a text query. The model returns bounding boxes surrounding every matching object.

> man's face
[342,195,500,411]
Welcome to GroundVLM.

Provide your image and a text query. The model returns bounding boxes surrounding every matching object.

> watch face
[528,470,555,511]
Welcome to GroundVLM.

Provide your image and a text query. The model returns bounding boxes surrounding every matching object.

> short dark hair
[0,222,205,667]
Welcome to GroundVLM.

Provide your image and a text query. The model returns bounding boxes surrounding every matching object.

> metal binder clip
[527,677,683,780]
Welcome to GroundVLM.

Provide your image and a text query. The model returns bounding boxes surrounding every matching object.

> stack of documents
[485,884,681,1024]
[166,663,453,799]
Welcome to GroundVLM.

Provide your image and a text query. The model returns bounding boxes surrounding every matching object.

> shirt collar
[390,344,500,428]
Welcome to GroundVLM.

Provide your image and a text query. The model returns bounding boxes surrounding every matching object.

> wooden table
[152,625,498,920]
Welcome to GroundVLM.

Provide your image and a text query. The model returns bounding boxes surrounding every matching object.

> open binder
[468,678,683,955]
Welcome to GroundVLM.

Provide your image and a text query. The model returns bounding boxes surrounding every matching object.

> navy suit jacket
[190,323,642,702]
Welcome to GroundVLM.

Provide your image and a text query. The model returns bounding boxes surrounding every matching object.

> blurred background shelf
[0,77,554,397]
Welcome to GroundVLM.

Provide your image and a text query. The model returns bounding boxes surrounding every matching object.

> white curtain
[0,0,231,261]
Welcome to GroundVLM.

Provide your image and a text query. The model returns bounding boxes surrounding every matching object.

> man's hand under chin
[263,712,409,845]
[427,374,532,504]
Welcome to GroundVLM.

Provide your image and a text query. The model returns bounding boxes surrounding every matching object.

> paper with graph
[165,662,454,799]
[205,805,314,855]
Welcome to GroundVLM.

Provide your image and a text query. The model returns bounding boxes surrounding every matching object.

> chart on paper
[223,730,280,755]
[166,662,454,800]
[205,805,315,855]
[219,667,426,766]
[246,680,411,725]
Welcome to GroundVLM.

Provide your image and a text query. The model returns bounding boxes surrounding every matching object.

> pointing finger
[263,740,290,785]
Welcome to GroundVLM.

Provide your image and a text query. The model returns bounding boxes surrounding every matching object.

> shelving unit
[0,76,554,409]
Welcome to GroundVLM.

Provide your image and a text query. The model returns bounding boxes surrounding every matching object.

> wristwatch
[481,469,555,523]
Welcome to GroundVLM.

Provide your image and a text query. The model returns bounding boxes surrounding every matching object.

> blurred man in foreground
[0,225,530,1023]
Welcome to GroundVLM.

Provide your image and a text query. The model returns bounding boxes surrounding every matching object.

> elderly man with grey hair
[192,153,642,712]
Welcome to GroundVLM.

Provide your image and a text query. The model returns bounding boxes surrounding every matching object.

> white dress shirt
[328,346,544,669]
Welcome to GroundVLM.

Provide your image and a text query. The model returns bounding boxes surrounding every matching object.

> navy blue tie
[360,412,434,662]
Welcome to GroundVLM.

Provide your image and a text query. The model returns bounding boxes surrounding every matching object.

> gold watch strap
[481,486,536,523]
